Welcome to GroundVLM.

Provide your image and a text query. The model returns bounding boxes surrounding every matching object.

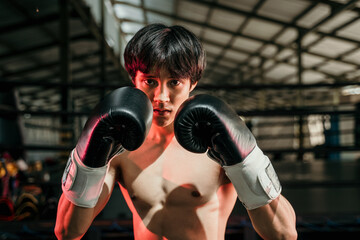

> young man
[55,24,297,240]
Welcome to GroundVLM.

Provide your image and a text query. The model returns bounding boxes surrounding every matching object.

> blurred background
[1,0,360,239]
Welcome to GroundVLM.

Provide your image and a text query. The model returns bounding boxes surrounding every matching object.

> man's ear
[189,81,198,92]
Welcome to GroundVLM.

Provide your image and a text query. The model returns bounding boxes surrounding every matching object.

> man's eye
[169,80,180,86]
[144,79,156,86]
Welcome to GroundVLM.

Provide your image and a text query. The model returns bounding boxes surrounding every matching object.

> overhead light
[342,85,360,96]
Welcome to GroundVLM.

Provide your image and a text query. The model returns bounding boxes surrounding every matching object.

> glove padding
[76,87,153,167]
[62,87,152,207]
[174,94,281,210]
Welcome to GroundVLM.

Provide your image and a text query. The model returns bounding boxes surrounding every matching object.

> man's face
[134,69,196,128]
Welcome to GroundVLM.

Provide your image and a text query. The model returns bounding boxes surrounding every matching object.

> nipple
[191,191,201,198]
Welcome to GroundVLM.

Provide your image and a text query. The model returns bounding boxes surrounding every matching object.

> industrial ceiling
[1,0,360,118]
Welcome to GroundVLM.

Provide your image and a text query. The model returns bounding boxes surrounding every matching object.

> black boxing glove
[62,87,152,208]
[174,94,281,210]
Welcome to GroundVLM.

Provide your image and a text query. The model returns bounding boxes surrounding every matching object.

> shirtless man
[55,24,297,240]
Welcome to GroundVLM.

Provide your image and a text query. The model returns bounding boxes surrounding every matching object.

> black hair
[124,23,206,85]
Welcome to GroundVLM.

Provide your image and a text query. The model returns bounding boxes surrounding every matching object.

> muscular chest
[118,138,222,208]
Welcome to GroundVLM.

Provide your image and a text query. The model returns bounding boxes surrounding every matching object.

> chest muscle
[118,138,222,209]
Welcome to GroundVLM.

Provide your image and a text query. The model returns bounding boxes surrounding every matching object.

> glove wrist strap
[223,145,282,210]
[62,149,108,208]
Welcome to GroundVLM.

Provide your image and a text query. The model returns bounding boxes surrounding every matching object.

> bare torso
[111,136,237,240]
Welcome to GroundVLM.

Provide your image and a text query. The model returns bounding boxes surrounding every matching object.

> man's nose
[154,86,170,102]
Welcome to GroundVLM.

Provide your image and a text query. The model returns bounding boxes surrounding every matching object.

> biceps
[93,165,117,215]
[217,182,237,217]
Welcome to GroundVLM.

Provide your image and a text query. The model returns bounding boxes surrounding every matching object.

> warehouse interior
[1,0,360,239]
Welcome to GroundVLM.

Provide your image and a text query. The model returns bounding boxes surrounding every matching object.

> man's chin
[154,118,173,128]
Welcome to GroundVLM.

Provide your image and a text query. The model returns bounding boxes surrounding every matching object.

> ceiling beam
[115,2,360,73]
[220,0,359,84]
[187,0,360,44]
[0,13,60,35]
[0,33,92,61]
[70,0,129,81]
[204,0,266,79]
[2,50,101,78]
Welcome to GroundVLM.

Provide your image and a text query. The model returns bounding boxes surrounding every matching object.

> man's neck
[147,123,175,145]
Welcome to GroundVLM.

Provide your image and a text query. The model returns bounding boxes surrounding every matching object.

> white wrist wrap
[61,149,108,208]
[223,145,281,210]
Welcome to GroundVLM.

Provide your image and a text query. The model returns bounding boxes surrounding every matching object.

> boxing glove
[174,94,281,210]
[62,87,152,208]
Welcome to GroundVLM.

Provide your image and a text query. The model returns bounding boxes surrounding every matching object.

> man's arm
[54,87,152,239]
[248,195,297,240]
[55,162,117,240]
[174,94,298,239]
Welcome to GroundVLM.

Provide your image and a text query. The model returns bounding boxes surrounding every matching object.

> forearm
[55,165,116,240]
[248,195,297,240]
[55,194,95,240]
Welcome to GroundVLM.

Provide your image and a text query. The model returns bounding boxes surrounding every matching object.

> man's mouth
[154,109,171,116]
